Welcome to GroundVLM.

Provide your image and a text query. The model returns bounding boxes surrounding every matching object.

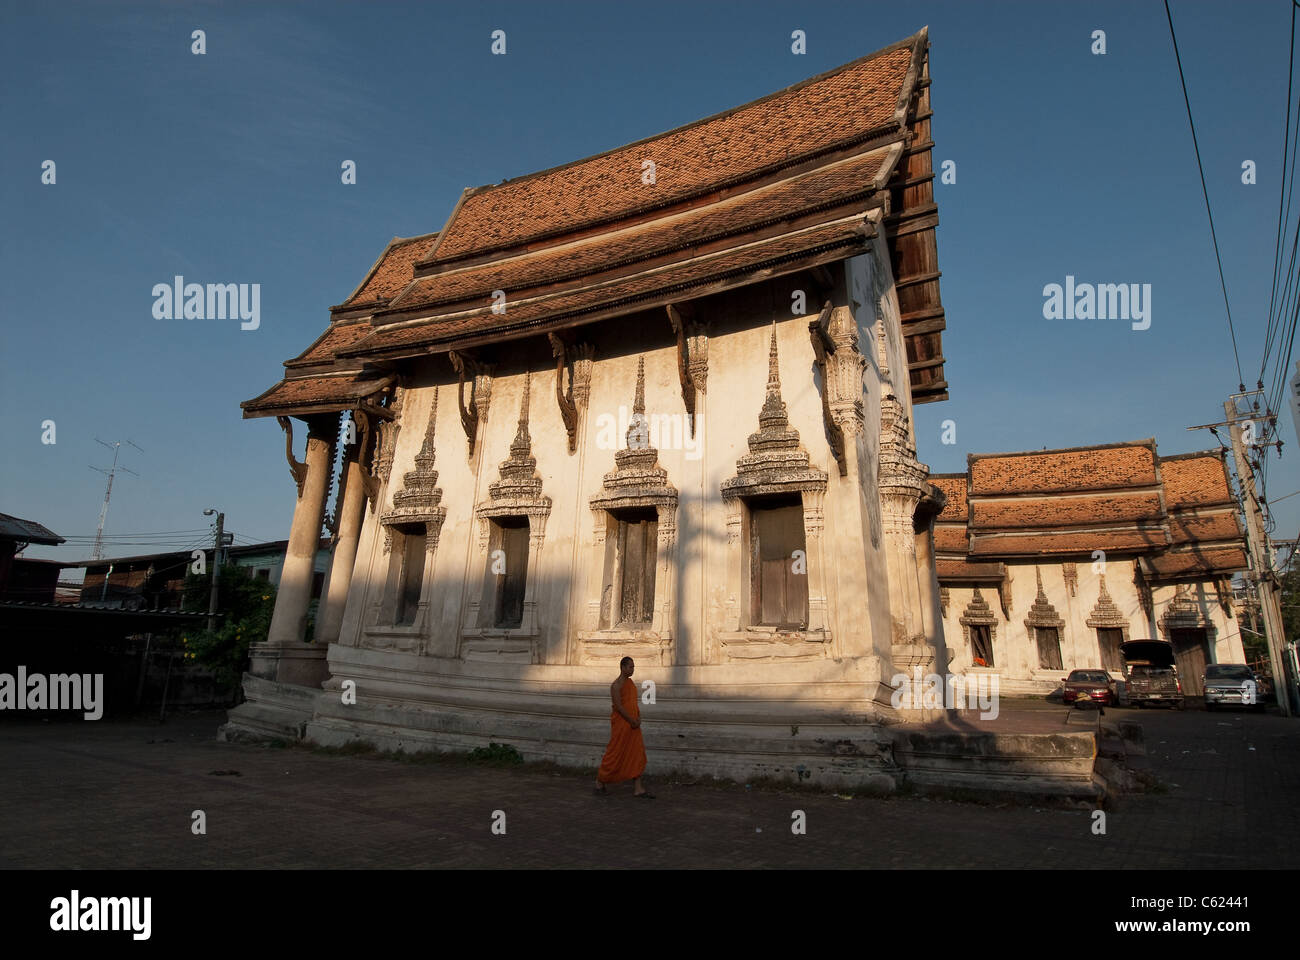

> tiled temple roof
[241,369,395,417]
[245,27,951,418]
[420,45,916,264]
[341,233,440,308]
[240,235,437,419]
[340,218,874,356]
[1147,452,1246,578]
[931,443,1247,583]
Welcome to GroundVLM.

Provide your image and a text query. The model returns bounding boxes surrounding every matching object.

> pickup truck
[1202,663,1265,711]
[1121,639,1184,709]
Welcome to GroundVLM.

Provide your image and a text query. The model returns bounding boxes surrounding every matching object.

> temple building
[932,442,1249,697]
[224,29,955,784]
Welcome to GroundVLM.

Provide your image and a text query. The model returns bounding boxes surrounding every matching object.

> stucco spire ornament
[489,371,545,503]
[1086,573,1126,629]
[721,323,825,500]
[590,354,677,539]
[383,388,446,540]
[475,370,552,550]
[1024,566,1065,632]
[607,356,664,478]
[627,357,650,451]
[759,323,787,430]
[510,369,532,459]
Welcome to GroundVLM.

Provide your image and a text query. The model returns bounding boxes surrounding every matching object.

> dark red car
[1061,669,1117,706]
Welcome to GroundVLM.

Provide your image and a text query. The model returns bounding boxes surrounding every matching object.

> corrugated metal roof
[0,513,64,545]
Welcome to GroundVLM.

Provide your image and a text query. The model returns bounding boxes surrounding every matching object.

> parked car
[1061,668,1116,706]
[1202,663,1264,712]
[1120,639,1184,709]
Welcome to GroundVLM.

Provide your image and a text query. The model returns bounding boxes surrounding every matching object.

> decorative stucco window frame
[578,357,678,666]
[1085,573,1132,673]
[718,326,831,661]
[1156,587,1218,647]
[364,388,446,655]
[958,586,999,670]
[1023,568,1067,674]
[461,372,552,664]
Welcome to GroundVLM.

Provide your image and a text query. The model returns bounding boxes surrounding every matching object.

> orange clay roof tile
[344,234,440,306]
[341,218,867,357]
[1160,454,1234,508]
[969,445,1158,495]
[424,40,918,264]
[388,147,893,313]
[970,492,1165,530]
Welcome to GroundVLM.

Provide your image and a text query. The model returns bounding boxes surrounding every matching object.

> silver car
[1202,663,1264,711]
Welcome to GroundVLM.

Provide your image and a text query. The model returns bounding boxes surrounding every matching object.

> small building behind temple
[0,512,64,601]
[76,539,331,614]
[932,441,1249,697]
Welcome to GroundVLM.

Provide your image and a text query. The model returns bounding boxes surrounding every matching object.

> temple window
[599,508,658,628]
[959,587,999,668]
[1024,568,1067,672]
[484,516,529,629]
[747,494,808,628]
[969,623,994,667]
[1035,626,1063,670]
[1097,627,1124,672]
[392,523,426,626]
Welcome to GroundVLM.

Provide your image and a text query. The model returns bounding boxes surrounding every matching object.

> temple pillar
[881,491,924,641]
[836,426,882,660]
[810,304,879,661]
[315,432,369,647]
[913,487,949,668]
[878,394,934,671]
[253,415,336,687]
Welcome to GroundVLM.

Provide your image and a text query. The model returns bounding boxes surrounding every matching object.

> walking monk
[594,657,653,798]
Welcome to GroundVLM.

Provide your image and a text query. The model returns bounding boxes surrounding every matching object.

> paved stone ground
[1,701,1295,869]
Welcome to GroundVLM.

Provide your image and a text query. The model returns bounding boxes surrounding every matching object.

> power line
[1264,0,1298,381]
[1165,0,1246,390]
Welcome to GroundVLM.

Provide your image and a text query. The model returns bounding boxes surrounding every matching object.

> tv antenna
[89,438,143,560]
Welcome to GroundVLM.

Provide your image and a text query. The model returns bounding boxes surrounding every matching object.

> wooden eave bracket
[548,331,581,453]
[807,299,847,477]
[349,406,382,511]
[665,304,699,437]
[275,416,311,498]
[448,349,489,458]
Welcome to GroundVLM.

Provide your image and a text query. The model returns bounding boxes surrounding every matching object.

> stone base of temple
[218,646,1106,798]
[892,731,1102,799]
[248,641,330,689]
[218,674,318,743]
[301,642,900,790]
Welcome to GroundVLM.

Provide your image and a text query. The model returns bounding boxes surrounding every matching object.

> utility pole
[203,509,224,632]
[1222,397,1294,716]
[89,438,142,561]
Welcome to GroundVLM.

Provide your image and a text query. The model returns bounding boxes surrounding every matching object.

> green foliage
[174,566,276,685]
[467,742,524,766]
[1276,555,1300,661]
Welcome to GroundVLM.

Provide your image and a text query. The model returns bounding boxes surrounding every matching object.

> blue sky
[4,0,1300,564]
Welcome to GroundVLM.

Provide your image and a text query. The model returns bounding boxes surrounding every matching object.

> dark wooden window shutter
[1036,626,1063,670]
[493,517,529,628]
[614,510,657,626]
[396,525,425,626]
[749,495,807,628]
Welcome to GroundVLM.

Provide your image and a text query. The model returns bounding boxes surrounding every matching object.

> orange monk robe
[597,676,647,784]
